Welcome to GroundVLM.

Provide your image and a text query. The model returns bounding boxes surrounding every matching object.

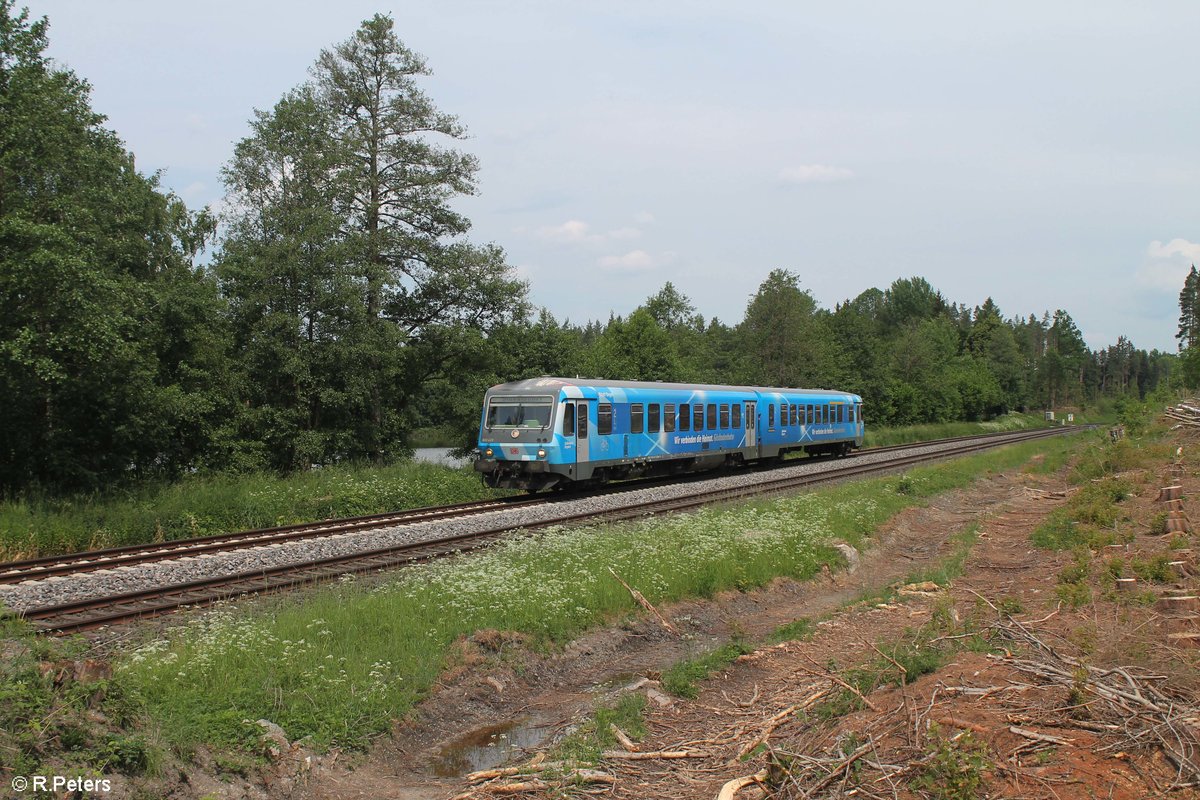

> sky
[24,0,1200,353]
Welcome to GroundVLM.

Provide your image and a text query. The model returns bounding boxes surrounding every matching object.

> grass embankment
[0,461,493,561]
[0,617,156,781]
[863,412,1044,448]
[114,432,1083,757]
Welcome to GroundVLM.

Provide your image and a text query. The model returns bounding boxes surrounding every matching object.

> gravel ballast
[0,432,1065,614]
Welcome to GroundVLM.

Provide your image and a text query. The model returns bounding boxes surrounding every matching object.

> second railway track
[4,426,1082,634]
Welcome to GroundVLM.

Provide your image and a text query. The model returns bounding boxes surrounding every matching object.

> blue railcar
[474,377,863,491]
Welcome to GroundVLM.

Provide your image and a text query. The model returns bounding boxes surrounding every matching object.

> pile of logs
[1166,401,1200,429]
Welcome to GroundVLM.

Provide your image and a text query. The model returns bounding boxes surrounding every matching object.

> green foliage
[1055,550,1093,608]
[554,693,646,765]
[768,617,815,644]
[1033,436,1145,551]
[585,309,684,382]
[0,1,229,493]
[997,596,1025,615]
[909,729,991,800]
[216,14,528,469]
[661,642,754,699]
[0,620,156,779]
[737,269,834,387]
[1131,554,1173,583]
[0,460,492,559]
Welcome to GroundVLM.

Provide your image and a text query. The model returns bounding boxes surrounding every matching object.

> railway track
[0,430,1019,586]
[6,426,1081,634]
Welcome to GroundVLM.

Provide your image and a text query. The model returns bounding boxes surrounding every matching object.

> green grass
[1030,423,1170,552]
[114,431,1084,754]
[0,460,495,560]
[0,617,157,779]
[863,413,1042,448]
[661,641,754,699]
[554,693,647,764]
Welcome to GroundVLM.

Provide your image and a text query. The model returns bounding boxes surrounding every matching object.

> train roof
[486,377,859,398]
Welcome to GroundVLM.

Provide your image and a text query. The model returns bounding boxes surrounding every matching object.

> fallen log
[603,749,709,760]
[716,768,768,800]
[608,567,678,635]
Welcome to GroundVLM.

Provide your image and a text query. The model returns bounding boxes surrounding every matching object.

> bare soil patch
[432,431,1200,800]
[270,451,1161,800]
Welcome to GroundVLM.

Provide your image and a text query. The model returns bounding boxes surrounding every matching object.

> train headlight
[537,448,546,458]
[484,448,494,457]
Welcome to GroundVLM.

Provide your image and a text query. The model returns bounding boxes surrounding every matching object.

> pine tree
[1178,265,1199,351]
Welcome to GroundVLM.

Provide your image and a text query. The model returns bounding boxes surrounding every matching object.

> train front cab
[475,384,600,491]
[475,388,559,491]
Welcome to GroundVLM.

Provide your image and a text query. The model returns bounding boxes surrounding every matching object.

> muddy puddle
[429,717,556,778]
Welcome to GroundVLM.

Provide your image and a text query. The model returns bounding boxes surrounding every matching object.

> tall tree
[966,298,1023,411]
[1179,265,1199,351]
[220,15,526,465]
[0,1,227,491]
[312,14,511,460]
[738,269,832,387]
[587,310,682,382]
[218,88,357,470]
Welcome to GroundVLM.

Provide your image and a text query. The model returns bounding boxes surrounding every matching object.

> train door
[561,400,591,477]
[574,400,591,465]
[745,401,757,448]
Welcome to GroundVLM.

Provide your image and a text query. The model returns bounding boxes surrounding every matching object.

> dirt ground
[263,432,1200,800]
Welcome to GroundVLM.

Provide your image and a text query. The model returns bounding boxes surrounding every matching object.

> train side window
[679,403,690,431]
[838,405,845,424]
[562,403,575,436]
[732,404,742,429]
[806,405,813,425]
[664,403,676,433]
[598,403,613,435]
[648,403,660,433]
[791,404,798,426]
[693,405,704,430]
[630,404,644,434]
[578,406,588,438]
[768,404,775,429]
[707,403,717,430]
[720,404,730,429]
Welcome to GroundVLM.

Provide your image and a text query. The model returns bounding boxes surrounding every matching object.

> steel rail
[18,425,1080,634]
[0,428,1041,584]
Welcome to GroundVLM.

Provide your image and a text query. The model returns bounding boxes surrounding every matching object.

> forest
[0,5,1184,495]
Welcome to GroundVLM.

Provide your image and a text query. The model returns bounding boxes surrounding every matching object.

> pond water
[413,447,469,468]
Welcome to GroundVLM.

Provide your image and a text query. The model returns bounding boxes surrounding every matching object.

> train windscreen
[486,396,554,428]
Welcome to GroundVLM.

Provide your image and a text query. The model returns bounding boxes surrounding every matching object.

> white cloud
[777,164,855,184]
[536,219,599,244]
[597,250,673,272]
[1136,238,1200,292]
[535,219,642,245]
[607,226,641,240]
[634,211,656,224]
